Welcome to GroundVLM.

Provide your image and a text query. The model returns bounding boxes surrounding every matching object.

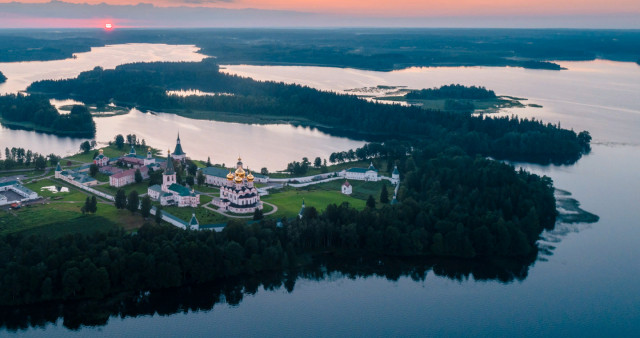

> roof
[129,145,136,154]
[342,180,351,187]
[12,184,36,196]
[0,180,18,188]
[189,213,199,226]
[55,163,62,171]
[95,154,107,160]
[173,134,185,156]
[368,162,376,170]
[111,167,147,179]
[168,183,193,197]
[148,184,162,193]
[392,166,400,176]
[165,153,176,175]
[201,166,229,178]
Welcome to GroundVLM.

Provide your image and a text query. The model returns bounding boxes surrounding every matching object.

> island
[0,94,96,137]
[0,70,6,83]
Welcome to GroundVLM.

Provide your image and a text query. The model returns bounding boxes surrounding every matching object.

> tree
[186,175,195,187]
[48,154,60,166]
[134,169,142,183]
[114,134,125,149]
[89,164,99,177]
[127,191,139,214]
[90,196,98,213]
[253,208,264,221]
[155,205,163,224]
[366,195,376,209]
[380,184,389,204]
[314,157,322,168]
[82,197,91,214]
[34,155,47,170]
[261,167,269,175]
[206,157,212,167]
[140,195,152,218]
[115,189,127,209]
[80,141,91,153]
[196,170,205,186]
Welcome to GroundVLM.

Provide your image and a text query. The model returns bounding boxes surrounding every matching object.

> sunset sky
[1,0,639,28]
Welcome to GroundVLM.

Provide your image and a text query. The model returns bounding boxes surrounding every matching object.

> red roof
[342,180,351,187]
[111,166,148,179]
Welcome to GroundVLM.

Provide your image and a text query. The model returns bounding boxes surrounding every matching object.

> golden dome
[234,175,243,183]
[235,166,245,178]
[247,171,254,182]
[226,171,234,181]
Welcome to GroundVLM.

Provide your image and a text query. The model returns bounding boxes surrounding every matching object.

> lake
[2,49,640,336]
[0,44,365,170]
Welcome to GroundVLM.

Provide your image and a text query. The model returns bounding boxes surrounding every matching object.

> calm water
[2,50,640,336]
[0,45,365,170]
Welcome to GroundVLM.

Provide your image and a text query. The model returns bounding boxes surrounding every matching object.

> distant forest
[29,59,591,164]
[1,29,640,70]
[0,71,6,83]
[0,94,95,137]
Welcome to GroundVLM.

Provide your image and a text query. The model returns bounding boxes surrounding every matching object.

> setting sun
[105,23,113,29]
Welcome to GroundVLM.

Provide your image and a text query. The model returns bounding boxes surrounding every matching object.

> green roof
[168,183,193,197]
[165,153,176,175]
[392,166,400,176]
[149,184,162,193]
[201,166,229,178]
[0,180,18,188]
[189,213,199,226]
[55,163,62,171]
[346,168,368,173]
[173,134,185,156]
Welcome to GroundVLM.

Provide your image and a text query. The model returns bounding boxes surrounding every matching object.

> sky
[1,0,639,28]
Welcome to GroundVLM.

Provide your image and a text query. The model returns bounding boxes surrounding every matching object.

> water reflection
[0,255,535,332]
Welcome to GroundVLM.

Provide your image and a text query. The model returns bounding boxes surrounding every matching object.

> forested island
[1,29,640,70]
[0,94,95,137]
[0,71,6,83]
[0,141,555,306]
[29,59,590,164]
[405,84,496,100]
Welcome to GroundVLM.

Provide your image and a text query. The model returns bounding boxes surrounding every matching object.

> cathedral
[212,157,263,214]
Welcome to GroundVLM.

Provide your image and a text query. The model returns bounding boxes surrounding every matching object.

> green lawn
[160,205,228,225]
[306,179,394,202]
[25,178,88,202]
[0,199,148,237]
[94,172,111,183]
[262,188,366,219]
[194,185,220,194]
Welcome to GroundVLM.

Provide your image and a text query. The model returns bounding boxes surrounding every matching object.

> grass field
[160,205,228,225]
[305,179,395,202]
[25,178,88,202]
[262,188,366,219]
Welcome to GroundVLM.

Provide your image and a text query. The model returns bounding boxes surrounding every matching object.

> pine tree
[140,195,151,218]
[155,205,163,224]
[253,208,264,221]
[127,190,139,214]
[90,196,98,213]
[366,195,376,209]
[134,169,142,183]
[115,189,127,209]
[380,184,389,204]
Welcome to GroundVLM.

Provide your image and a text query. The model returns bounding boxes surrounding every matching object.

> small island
[376,84,542,114]
[0,70,6,83]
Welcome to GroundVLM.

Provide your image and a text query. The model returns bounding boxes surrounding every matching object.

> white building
[109,166,149,188]
[0,180,38,205]
[211,157,263,213]
[341,162,380,182]
[391,165,400,184]
[148,151,200,207]
[55,164,98,186]
[341,180,352,195]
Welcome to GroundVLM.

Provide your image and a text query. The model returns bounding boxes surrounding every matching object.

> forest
[0,144,555,306]
[28,59,591,164]
[0,94,95,137]
[405,84,496,100]
[2,29,640,70]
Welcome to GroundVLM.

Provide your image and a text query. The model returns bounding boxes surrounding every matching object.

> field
[262,188,366,219]
[94,181,151,196]
[305,179,395,201]
[270,159,392,177]
[159,204,228,225]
